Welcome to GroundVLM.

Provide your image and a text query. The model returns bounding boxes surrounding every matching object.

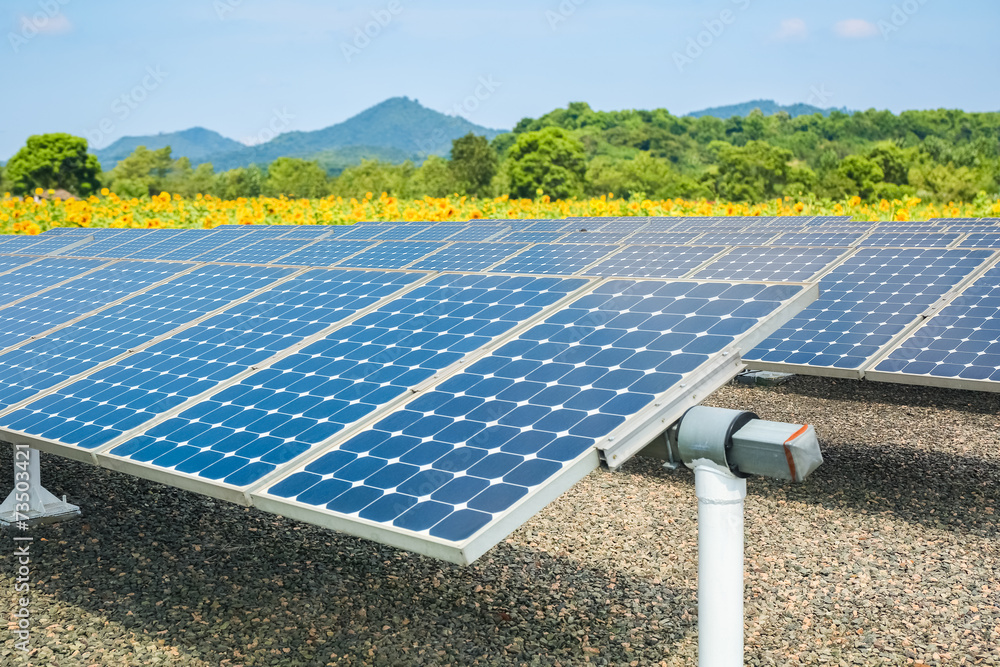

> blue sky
[3,0,998,159]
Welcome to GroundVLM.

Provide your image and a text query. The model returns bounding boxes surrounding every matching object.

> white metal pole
[694,463,747,667]
[27,447,46,513]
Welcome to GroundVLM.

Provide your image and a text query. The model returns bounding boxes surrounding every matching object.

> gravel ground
[2,375,998,666]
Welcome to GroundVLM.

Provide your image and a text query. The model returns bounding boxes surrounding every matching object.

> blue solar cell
[100,274,587,488]
[593,220,650,233]
[692,246,845,282]
[872,263,1000,384]
[276,240,378,266]
[0,260,188,349]
[524,221,573,232]
[559,232,631,244]
[859,233,959,247]
[585,245,725,278]
[0,255,43,277]
[495,232,567,244]
[0,265,293,412]
[3,269,423,451]
[121,230,215,259]
[14,234,106,255]
[621,232,702,245]
[0,237,59,253]
[335,242,445,269]
[958,233,1000,248]
[772,232,864,246]
[408,243,528,271]
[746,248,993,371]
[211,239,313,263]
[78,230,186,258]
[260,278,802,548]
[693,232,779,246]
[154,231,257,261]
[492,244,619,275]
[406,225,467,242]
[445,227,509,242]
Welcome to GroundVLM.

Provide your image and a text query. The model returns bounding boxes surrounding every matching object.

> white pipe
[27,447,46,513]
[694,463,747,667]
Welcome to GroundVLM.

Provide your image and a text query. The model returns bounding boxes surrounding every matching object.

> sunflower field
[3,189,1000,236]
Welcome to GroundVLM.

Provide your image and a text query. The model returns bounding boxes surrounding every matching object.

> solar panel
[859,232,960,247]
[92,274,589,497]
[584,245,725,278]
[154,230,256,261]
[0,237,57,253]
[0,265,295,412]
[0,270,425,453]
[405,225,467,242]
[744,248,994,376]
[74,230,183,258]
[958,233,1000,248]
[0,258,109,308]
[12,234,102,255]
[691,246,847,282]
[491,244,619,275]
[0,255,43,276]
[495,232,567,244]
[559,232,631,244]
[593,220,649,233]
[277,240,377,266]
[622,232,702,245]
[865,260,1000,391]
[772,232,864,246]
[253,278,814,564]
[441,227,508,242]
[334,242,444,269]
[408,243,528,272]
[692,232,780,246]
[212,239,314,264]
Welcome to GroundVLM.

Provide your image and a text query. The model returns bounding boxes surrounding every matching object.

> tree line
[3,103,999,203]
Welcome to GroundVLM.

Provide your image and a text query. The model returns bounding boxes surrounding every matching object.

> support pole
[694,463,746,667]
[0,446,80,527]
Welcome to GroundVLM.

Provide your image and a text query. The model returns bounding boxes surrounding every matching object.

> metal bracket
[0,446,80,527]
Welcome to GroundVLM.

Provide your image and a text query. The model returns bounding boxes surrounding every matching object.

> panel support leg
[694,463,746,667]
[0,446,80,527]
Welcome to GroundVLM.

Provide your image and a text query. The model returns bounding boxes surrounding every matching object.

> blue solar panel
[257,278,805,561]
[335,242,444,269]
[0,237,56,253]
[372,226,423,241]
[0,255,42,276]
[492,244,619,275]
[406,225,467,242]
[277,227,336,240]
[691,246,846,282]
[772,233,864,246]
[585,245,725,278]
[693,232,780,246]
[0,258,110,308]
[859,232,959,247]
[524,221,573,232]
[154,231,255,261]
[75,231,180,258]
[12,234,102,255]
[958,233,1000,247]
[445,227,509,242]
[869,262,1000,387]
[408,243,528,272]
[276,240,378,266]
[98,274,588,490]
[0,265,294,411]
[622,232,702,245]
[559,232,631,244]
[211,239,314,264]
[495,232,567,244]
[1,269,425,451]
[123,230,216,259]
[594,220,649,233]
[61,231,154,257]
[745,248,994,372]
[333,225,395,241]
[0,261,192,351]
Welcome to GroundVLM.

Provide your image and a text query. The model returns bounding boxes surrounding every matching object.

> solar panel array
[2,213,999,563]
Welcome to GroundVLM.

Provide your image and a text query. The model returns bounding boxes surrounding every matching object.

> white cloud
[833,19,879,39]
[18,12,73,35]
[774,18,807,41]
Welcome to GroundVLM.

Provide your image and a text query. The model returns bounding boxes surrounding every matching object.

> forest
[3,104,999,204]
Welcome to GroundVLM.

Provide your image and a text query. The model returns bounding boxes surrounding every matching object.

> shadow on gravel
[0,449,695,667]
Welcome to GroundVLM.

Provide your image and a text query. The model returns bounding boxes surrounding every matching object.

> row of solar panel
[0,250,815,562]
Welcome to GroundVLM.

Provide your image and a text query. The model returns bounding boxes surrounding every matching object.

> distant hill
[93,127,244,168]
[686,99,852,119]
[91,97,504,172]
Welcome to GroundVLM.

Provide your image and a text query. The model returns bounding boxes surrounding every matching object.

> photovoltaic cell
[745,248,994,372]
[276,240,377,266]
[691,246,846,282]
[0,261,192,351]
[958,233,1000,248]
[0,258,109,308]
[495,232,567,244]
[258,279,805,562]
[406,226,467,242]
[772,232,864,246]
[124,230,217,259]
[212,239,314,264]
[622,233,702,245]
[100,274,587,490]
[408,243,528,272]
[445,227,509,242]
[1,269,424,451]
[859,232,959,247]
[79,231,185,258]
[0,265,293,411]
[492,244,619,275]
[692,232,779,246]
[155,231,255,261]
[869,263,1000,387]
[335,242,444,269]
[558,232,631,244]
[585,245,725,278]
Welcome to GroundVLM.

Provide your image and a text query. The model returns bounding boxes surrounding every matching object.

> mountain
[686,99,852,119]
[91,97,504,172]
[93,127,244,168]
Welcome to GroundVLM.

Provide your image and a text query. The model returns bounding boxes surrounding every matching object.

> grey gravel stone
[0,375,997,666]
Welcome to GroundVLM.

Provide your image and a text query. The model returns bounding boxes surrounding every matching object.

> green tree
[263,157,330,198]
[330,160,416,198]
[409,156,459,197]
[213,166,264,199]
[711,140,793,201]
[5,133,102,196]
[585,154,709,199]
[106,146,174,196]
[836,155,884,201]
[865,142,910,184]
[449,133,498,196]
[506,127,587,199]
